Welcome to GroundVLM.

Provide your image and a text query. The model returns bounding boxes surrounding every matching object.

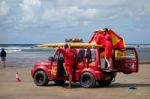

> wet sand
[0,64,150,99]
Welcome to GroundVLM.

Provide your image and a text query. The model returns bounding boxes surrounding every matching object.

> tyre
[54,80,66,85]
[80,72,96,88]
[34,71,49,86]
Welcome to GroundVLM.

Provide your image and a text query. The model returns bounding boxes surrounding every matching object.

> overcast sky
[0,0,150,44]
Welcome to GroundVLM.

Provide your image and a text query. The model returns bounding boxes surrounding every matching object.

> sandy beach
[0,64,150,99]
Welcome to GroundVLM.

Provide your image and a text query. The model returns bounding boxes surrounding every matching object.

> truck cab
[31,47,138,88]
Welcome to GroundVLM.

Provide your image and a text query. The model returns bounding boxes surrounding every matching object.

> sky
[0,0,150,44]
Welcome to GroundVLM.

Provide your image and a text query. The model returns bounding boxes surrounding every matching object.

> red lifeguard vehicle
[31,29,139,88]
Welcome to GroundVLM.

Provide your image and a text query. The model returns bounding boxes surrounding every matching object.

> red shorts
[104,41,113,58]
[65,64,73,75]
[104,49,112,58]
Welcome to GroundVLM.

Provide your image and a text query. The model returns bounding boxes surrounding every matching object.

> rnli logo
[51,67,57,76]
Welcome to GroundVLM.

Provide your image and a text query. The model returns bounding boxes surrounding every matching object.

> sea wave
[0,46,54,53]
[1,47,30,53]
[126,44,150,48]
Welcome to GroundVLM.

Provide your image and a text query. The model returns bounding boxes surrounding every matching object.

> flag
[109,29,126,48]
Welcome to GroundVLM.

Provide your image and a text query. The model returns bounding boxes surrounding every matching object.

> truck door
[50,53,58,78]
[54,51,66,77]
[113,48,139,74]
[51,52,60,78]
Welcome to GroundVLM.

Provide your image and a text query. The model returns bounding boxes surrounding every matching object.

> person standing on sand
[0,48,7,68]
[56,44,75,88]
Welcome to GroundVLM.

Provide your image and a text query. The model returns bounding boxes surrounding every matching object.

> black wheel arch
[80,71,96,81]
[33,68,50,79]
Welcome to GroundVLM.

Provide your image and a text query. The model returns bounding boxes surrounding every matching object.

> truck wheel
[80,72,96,88]
[54,80,66,85]
[34,71,49,86]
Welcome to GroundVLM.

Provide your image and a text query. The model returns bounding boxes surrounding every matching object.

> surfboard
[37,43,103,48]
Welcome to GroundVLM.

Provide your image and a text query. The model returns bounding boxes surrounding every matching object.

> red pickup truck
[31,47,138,88]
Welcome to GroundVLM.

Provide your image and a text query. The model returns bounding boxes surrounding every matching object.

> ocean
[0,44,150,67]
[0,44,55,67]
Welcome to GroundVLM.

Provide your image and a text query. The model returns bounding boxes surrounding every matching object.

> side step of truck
[102,69,118,72]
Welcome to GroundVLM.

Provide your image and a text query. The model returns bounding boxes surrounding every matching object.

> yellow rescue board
[38,43,103,48]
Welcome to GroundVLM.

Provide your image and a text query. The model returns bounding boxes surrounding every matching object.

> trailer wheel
[54,80,66,85]
[80,72,96,88]
[34,71,49,86]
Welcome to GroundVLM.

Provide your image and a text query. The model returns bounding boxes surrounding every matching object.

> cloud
[118,0,150,17]
[20,0,41,23]
[0,1,9,16]
[42,6,99,22]
[0,0,150,44]
[18,0,150,28]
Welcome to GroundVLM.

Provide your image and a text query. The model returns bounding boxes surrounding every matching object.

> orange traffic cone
[16,72,21,82]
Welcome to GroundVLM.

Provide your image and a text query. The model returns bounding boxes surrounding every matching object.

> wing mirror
[48,56,54,62]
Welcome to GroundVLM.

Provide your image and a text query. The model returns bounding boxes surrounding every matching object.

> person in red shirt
[103,28,113,70]
[95,30,105,46]
[56,44,75,88]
